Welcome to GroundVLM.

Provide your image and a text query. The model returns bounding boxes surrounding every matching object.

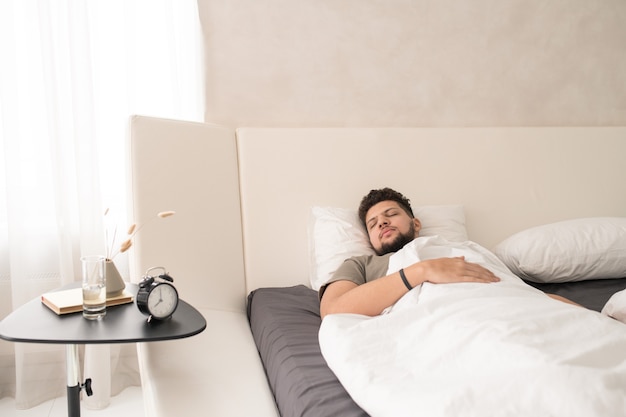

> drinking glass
[82,255,106,320]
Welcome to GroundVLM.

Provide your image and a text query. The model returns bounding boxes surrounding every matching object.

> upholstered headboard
[236,127,626,290]
[128,116,626,312]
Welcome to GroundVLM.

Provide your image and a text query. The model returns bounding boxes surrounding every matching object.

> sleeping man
[319,187,577,318]
[318,188,625,417]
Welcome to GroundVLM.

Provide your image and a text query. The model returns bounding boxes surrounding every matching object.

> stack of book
[41,287,134,315]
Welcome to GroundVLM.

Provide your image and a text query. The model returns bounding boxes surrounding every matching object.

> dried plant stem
[108,225,117,260]
[106,211,175,261]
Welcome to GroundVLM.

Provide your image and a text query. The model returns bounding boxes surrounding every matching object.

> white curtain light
[0,0,203,409]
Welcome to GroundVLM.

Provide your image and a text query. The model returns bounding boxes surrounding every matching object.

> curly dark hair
[358,187,414,226]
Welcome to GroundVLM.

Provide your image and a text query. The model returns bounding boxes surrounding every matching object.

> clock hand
[153,288,163,307]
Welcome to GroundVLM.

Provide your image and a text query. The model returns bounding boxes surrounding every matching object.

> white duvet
[319,236,626,417]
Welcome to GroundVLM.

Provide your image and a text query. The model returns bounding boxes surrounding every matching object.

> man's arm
[547,293,582,307]
[320,256,500,319]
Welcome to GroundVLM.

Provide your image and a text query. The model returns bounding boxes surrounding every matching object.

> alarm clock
[136,266,179,321]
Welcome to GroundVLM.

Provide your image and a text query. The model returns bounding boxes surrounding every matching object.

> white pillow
[308,205,468,291]
[493,217,626,283]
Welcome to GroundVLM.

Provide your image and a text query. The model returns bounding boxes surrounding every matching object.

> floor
[0,386,144,417]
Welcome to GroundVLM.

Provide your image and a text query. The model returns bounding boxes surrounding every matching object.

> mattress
[247,285,368,417]
[247,279,626,417]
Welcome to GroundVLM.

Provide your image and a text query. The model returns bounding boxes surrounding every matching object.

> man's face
[365,200,421,255]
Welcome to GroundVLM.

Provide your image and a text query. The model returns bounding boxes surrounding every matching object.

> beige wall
[198,0,626,127]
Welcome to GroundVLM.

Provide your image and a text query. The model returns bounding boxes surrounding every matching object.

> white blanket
[319,236,626,417]
[603,288,626,323]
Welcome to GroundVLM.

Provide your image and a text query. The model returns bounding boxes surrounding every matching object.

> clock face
[146,283,178,319]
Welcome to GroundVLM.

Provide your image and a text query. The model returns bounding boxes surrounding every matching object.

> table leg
[66,344,81,417]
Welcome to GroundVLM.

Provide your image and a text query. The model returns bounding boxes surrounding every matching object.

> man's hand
[406,256,500,285]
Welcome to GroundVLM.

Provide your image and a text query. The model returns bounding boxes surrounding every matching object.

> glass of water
[81,255,106,320]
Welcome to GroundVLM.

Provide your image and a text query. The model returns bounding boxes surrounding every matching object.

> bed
[127,117,626,416]
[248,281,626,417]
[248,217,626,417]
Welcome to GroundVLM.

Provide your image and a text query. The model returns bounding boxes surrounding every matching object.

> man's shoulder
[344,252,393,266]
[348,252,393,260]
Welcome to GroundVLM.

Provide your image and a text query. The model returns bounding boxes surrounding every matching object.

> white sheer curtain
[0,0,203,409]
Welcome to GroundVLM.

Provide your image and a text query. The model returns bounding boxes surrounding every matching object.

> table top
[0,283,206,345]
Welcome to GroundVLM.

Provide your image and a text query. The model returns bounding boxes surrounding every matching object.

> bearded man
[319,188,575,318]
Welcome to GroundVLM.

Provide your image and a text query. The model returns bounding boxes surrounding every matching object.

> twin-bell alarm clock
[136,266,179,321]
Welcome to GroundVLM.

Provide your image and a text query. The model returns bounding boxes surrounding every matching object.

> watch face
[146,283,178,319]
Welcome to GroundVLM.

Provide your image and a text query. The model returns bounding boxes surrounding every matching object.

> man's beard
[376,221,416,255]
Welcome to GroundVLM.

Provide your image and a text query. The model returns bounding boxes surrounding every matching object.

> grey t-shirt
[319,253,393,299]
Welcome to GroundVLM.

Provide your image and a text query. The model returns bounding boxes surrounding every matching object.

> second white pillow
[493,217,626,283]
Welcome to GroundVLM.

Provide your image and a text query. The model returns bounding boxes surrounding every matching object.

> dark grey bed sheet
[247,285,368,417]
[248,285,367,417]
[524,277,626,312]
[247,278,626,417]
